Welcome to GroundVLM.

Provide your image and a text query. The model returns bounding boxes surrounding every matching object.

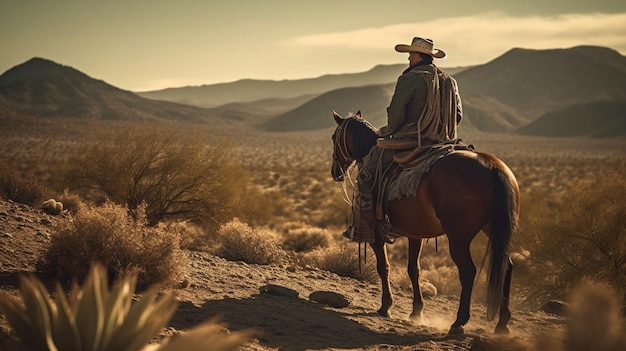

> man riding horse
[343,37,463,243]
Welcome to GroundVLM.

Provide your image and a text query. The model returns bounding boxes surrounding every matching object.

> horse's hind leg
[408,238,424,320]
[370,241,393,317]
[495,256,513,334]
[448,237,476,334]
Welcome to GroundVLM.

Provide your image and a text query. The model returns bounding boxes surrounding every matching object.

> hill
[137,65,469,108]
[0,58,235,124]
[262,46,626,134]
[136,64,405,107]
[454,46,626,117]
[517,100,626,137]
[262,84,394,131]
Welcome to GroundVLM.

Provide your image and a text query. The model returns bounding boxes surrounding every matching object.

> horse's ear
[355,110,362,119]
[332,110,343,125]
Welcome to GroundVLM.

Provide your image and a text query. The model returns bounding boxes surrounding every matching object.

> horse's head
[331,111,354,181]
[330,110,377,182]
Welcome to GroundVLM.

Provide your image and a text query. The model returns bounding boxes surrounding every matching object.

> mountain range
[0,58,237,124]
[0,45,625,137]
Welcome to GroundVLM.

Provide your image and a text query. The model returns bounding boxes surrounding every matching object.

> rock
[259,284,299,298]
[309,291,351,308]
[541,300,569,316]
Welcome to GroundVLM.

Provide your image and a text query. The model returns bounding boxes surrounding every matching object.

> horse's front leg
[370,240,393,318]
[408,238,424,321]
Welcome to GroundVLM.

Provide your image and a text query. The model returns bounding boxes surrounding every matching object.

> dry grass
[214,219,284,265]
[300,242,379,282]
[281,226,331,252]
[0,163,47,206]
[38,200,188,288]
[1,117,625,312]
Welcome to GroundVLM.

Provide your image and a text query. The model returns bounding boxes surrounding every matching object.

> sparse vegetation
[64,124,247,230]
[0,163,47,206]
[38,200,188,287]
[215,219,284,265]
[515,163,626,308]
[301,242,378,282]
[281,226,330,252]
[0,113,625,350]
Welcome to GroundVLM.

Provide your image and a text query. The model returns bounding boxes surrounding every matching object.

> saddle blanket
[386,141,474,202]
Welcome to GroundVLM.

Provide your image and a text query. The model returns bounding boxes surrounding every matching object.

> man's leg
[343,148,380,243]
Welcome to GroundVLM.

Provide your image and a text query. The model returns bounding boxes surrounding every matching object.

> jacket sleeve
[379,73,417,137]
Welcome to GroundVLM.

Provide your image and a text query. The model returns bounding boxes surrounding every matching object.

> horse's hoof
[409,312,422,322]
[494,324,510,335]
[377,308,392,318]
[448,325,464,335]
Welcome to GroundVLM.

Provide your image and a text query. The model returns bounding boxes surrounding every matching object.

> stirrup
[342,226,355,241]
[379,216,398,244]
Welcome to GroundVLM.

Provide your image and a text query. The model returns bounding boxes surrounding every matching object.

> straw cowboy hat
[395,37,446,58]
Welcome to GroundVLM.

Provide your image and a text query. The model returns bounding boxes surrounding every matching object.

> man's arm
[379,73,417,137]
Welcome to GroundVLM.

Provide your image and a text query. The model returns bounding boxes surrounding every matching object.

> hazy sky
[1,0,625,91]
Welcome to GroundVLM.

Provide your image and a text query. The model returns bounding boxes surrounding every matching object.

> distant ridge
[137,64,407,107]
[517,100,626,137]
[454,46,626,117]
[0,57,233,123]
[261,45,626,134]
[137,65,469,108]
[262,84,394,131]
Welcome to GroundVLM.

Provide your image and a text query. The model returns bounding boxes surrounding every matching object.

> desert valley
[0,45,625,350]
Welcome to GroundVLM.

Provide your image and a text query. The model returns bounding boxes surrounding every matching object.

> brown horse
[330,111,520,335]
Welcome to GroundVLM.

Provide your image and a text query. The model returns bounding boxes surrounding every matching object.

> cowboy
[343,37,463,243]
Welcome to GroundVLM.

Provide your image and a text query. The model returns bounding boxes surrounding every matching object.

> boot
[342,188,377,243]
[342,210,377,243]
[353,209,377,243]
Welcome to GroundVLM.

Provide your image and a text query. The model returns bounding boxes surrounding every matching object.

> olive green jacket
[378,63,462,141]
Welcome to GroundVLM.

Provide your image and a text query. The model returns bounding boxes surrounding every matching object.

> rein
[334,118,357,206]
[333,117,369,273]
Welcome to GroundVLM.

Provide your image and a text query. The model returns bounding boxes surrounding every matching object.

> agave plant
[0,264,253,351]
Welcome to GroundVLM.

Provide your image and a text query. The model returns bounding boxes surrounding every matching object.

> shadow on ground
[169,292,475,351]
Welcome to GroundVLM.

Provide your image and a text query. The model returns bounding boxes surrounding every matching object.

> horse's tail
[485,155,519,321]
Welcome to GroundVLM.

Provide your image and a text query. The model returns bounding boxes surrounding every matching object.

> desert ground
[0,197,566,351]
[1,119,625,350]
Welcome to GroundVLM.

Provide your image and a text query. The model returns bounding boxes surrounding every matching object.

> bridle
[332,118,357,205]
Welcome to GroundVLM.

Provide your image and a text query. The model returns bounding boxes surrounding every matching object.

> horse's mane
[348,117,378,161]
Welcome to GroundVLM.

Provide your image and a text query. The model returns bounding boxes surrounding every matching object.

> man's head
[395,37,445,59]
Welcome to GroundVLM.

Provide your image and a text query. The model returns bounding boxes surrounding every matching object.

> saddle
[373,138,474,242]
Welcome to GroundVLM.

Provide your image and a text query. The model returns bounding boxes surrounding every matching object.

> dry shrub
[55,188,82,213]
[38,200,187,288]
[301,242,378,282]
[420,265,461,296]
[483,280,626,351]
[282,226,330,252]
[0,163,47,206]
[516,163,626,307]
[215,219,283,265]
[66,124,247,231]
[562,280,626,351]
[175,220,215,252]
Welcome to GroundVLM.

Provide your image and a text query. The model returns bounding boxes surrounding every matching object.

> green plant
[215,219,283,265]
[38,200,187,288]
[0,264,253,351]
